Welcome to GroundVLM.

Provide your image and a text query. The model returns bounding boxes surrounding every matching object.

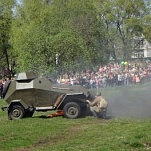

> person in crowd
[86,91,108,119]
[89,78,94,89]
[117,72,122,86]
[135,73,140,84]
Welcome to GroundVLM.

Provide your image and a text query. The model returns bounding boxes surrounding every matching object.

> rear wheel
[8,105,25,120]
[63,102,81,119]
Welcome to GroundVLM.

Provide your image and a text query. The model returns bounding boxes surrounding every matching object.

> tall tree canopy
[0,0,150,77]
[0,0,15,78]
[96,0,148,61]
[11,0,108,75]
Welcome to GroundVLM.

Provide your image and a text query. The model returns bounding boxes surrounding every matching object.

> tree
[11,0,109,75]
[65,0,109,66]
[0,0,15,78]
[143,15,151,43]
[142,0,151,43]
[96,0,147,61]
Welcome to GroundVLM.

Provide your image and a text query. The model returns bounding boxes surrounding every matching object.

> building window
[133,50,144,58]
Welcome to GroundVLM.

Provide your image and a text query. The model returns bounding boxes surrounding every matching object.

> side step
[36,106,55,112]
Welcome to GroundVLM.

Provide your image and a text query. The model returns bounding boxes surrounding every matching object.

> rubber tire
[79,102,88,117]
[63,102,81,119]
[25,110,34,117]
[8,105,25,120]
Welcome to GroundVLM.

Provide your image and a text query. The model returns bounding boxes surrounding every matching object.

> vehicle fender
[8,100,29,110]
[57,93,87,110]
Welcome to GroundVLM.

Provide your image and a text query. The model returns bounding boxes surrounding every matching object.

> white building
[131,37,151,59]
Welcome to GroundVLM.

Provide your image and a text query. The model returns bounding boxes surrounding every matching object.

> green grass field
[0,84,151,151]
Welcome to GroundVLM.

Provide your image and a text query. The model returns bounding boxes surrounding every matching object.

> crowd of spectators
[0,61,151,98]
[57,62,151,89]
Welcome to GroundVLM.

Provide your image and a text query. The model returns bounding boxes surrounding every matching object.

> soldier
[86,91,108,119]
[87,91,95,101]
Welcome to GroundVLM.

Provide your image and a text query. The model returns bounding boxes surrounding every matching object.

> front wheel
[8,105,25,120]
[63,102,81,119]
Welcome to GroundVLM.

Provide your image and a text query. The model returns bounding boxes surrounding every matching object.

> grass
[0,83,151,151]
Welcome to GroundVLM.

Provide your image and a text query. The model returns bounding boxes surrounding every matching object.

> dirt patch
[14,135,66,151]
[67,124,84,133]
[143,142,151,150]
[14,125,83,151]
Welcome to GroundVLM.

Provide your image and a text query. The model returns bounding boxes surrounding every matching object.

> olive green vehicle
[1,72,89,120]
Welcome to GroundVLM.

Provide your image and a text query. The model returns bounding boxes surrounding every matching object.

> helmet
[96,92,101,96]
[87,91,91,95]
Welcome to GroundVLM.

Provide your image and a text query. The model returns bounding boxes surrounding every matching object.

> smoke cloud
[105,85,151,119]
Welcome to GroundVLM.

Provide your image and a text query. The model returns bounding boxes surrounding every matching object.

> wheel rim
[12,109,22,118]
[68,107,78,116]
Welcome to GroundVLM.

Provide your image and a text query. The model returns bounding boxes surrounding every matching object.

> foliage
[10,0,109,75]
[142,15,151,43]
[0,0,151,76]
[0,0,15,78]
[95,0,148,61]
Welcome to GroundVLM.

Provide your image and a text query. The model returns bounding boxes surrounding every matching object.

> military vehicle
[1,72,89,120]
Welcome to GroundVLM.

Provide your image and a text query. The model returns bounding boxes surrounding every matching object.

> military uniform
[87,93,108,118]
